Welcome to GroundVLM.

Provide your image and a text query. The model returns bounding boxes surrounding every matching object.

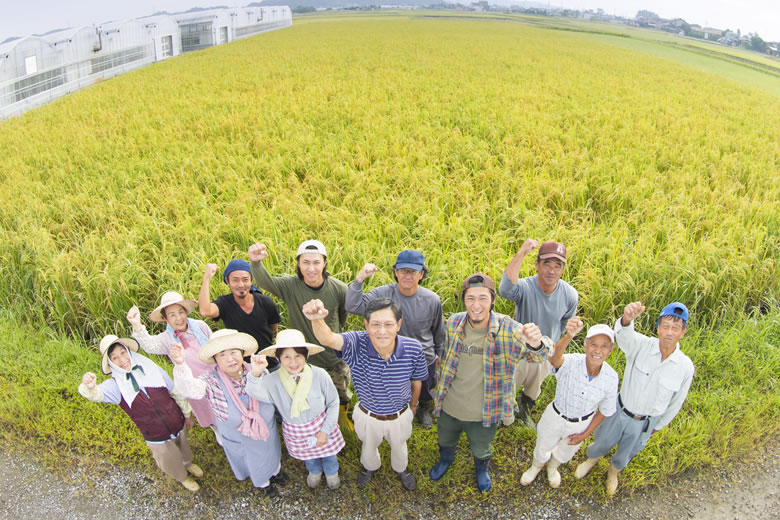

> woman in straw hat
[78,335,203,492]
[171,329,286,497]
[126,292,218,440]
[246,329,345,490]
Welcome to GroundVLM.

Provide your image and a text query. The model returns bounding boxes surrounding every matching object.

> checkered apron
[281,409,345,460]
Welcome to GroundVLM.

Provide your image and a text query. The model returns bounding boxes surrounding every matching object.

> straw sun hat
[258,329,324,358]
[99,335,139,374]
[198,329,259,364]
[148,291,198,323]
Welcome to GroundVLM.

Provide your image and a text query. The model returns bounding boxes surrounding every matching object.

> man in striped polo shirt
[303,297,428,491]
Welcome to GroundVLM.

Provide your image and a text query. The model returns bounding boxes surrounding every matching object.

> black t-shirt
[213,292,282,367]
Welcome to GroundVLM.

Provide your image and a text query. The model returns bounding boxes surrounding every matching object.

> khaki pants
[353,404,414,473]
[146,430,192,483]
[513,359,548,401]
[327,360,353,404]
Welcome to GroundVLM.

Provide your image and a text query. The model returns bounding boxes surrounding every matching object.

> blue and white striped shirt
[337,332,428,415]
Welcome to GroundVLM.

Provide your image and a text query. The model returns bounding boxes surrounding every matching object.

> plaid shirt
[433,312,553,427]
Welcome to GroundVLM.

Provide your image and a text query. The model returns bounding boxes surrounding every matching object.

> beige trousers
[353,404,414,473]
[146,430,192,483]
[513,359,549,401]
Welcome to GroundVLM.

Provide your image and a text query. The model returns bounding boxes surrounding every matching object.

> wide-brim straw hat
[258,329,324,358]
[198,329,258,364]
[99,335,139,374]
[148,291,198,323]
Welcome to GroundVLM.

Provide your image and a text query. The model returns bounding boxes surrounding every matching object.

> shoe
[338,403,355,433]
[325,473,341,490]
[270,470,288,486]
[606,465,620,496]
[473,457,492,492]
[185,463,204,478]
[520,460,545,486]
[546,458,562,488]
[181,477,200,492]
[574,457,601,480]
[356,468,375,488]
[517,394,537,431]
[429,445,457,481]
[416,406,433,429]
[306,472,322,489]
[261,483,278,498]
[397,469,417,491]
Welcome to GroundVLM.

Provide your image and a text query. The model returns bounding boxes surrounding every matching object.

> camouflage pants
[326,360,353,404]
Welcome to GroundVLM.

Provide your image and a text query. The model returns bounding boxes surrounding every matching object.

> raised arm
[170,344,208,399]
[127,305,172,355]
[344,263,379,315]
[549,316,584,369]
[249,243,283,298]
[503,238,539,284]
[198,263,220,318]
[302,299,345,350]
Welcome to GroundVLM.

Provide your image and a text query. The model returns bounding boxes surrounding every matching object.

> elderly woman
[78,335,203,492]
[171,329,286,497]
[246,329,345,490]
[126,292,218,440]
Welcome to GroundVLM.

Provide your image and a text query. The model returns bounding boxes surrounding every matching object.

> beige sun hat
[99,335,139,374]
[198,329,258,364]
[258,329,324,358]
[148,291,198,323]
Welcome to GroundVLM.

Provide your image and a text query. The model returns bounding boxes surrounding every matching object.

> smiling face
[163,304,189,332]
[657,316,687,350]
[108,344,132,371]
[583,334,613,370]
[463,286,493,327]
[536,258,565,294]
[278,348,307,374]
[394,268,424,294]
[215,348,245,378]
[297,253,325,287]
[227,270,252,300]
[364,307,402,352]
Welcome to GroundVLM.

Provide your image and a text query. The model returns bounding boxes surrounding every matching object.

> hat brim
[538,253,567,263]
[258,343,325,358]
[148,299,198,323]
[101,338,139,374]
[198,332,258,364]
[394,263,424,271]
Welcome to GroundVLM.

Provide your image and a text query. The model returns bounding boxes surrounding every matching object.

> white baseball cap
[297,240,327,257]
[585,324,615,342]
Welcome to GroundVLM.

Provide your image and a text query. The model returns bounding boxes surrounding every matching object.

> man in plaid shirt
[430,273,553,492]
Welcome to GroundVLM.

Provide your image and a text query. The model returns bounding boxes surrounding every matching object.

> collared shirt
[614,318,695,430]
[434,311,553,427]
[550,353,618,418]
[337,331,428,415]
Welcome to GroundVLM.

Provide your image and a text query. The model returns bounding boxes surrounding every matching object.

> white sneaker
[307,472,322,489]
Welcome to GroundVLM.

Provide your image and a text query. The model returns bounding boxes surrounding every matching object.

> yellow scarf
[279,364,312,417]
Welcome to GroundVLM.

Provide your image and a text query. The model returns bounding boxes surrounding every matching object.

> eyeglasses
[396,269,420,277]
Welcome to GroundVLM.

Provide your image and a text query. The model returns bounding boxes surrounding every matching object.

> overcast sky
[1,1,778,43]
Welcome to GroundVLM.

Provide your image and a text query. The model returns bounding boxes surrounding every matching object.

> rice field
[0,12,778,513]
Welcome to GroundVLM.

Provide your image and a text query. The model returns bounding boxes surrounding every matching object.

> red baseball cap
[538,242,567,263]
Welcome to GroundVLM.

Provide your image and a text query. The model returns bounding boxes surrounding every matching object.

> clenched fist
[250,353,268,377]
[522,323,543,348]
[302,299,329,321]
[564,316,584,338]
[170,344,186,365]
[82,372,97,390]
[126,305,142,331]
[248,243,269,263]
[622,301,646,326]
[357,263,378,283]
[203,263,218,280]
[519,238,539,255]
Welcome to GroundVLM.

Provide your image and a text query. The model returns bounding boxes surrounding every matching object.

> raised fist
[302,299,329,321]
[82,372,97,390]
[126,305,142,331]
[520,238,539,255]
[522,322,542,348]
[248,243,269,263]
[250,354,268,376]
[170,344,186,365]
[622,302,646,325]
[203,263,218,280]
[357,263,378,283]
[565,316,584,338]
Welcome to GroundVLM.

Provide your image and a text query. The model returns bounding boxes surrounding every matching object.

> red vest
[119,386,185,442]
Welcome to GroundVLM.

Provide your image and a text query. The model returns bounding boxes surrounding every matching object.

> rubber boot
[517,394,537,431]
[574,456,601,479]
[429,445,457,481]
[338,403,354,433]
[473,457,492,492]
[520,459,545,486]
[606,465,620,496]
[546,457,562,488]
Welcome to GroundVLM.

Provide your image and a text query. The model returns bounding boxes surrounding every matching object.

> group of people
[78,238,694,498]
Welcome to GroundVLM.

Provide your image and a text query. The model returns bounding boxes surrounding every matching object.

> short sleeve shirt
[213,293,281,350]
[550,353,618,418]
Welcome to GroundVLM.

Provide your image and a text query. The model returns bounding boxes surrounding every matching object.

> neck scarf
[279,364,313,418]
[216,363,269,441]
[109,349,167,407]
[166,319,209,348]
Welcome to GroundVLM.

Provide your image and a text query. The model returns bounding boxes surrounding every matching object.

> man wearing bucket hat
[499,239,579,430]
[302,297,428,492]
[126,292,219,440]
[198,258,282,369]
[246,330,345,490]
[345,249,445,429]
[248,240,353,429]
[171,329,286,497]
[78,335,203,492]
[520,320,619,488]
[429,273,553,492]
[574,302,694,495]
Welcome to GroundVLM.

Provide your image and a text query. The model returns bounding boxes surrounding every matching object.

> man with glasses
[303,297,428,491]
[345,250,445,429]
[498,239,579,429]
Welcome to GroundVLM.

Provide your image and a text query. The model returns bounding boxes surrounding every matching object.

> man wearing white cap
[248,240,352,426]
[574,301,694,495]
[520,319,618,488]
[498,239,579,429]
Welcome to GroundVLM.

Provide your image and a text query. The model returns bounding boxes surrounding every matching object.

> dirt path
[1,439,777,520]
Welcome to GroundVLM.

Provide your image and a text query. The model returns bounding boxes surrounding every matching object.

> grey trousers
[586,403,660,470]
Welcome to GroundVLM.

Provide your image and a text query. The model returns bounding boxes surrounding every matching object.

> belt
[618,394,649,421]
[358,403,409,421]
[552,402,595,423]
